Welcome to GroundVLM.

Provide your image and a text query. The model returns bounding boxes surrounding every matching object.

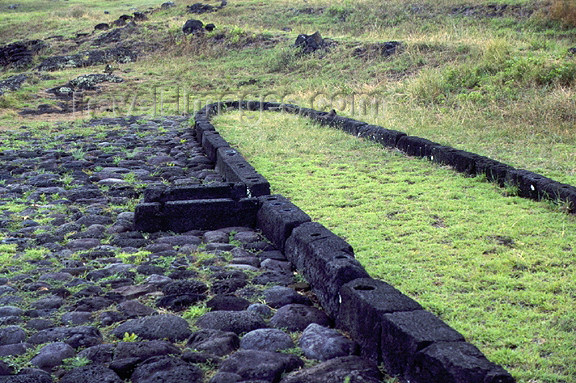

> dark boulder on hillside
[205,23,216,32]
[183,19,204,35]
[568,47,576,56]
[36,47,136,71]
[187,3,217,13]
[133,12,148,21]
[94,23,110,31]
[0,74,27,95]
[0,40,47,69]
[353,41,403,58]
[295,31,326,54]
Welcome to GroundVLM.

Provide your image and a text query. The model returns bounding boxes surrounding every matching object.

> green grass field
[1,0,576,382]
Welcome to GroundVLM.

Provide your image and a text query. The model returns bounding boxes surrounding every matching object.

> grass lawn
[214,111,576,383]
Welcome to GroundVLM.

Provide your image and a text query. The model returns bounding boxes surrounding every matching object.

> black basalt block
[357,125,407,148]
[202,131,231,162]
[430,147,480,175]
[134,202,165,232]
[380,310,465,376]
[475,157,515,186]
[536,180,576,212]
[284,222,353,269]
[216,147,270,197]
[506,169,553,200]
[337,278,423,362]
[328,116,367,135]
[194,121,216,141]
[396,135,442,158]
[297,108,322,119]
[163,198,259,232]
[256,194,311,251]
[408,342,516,383]
[285,222,367,317]
[143,183,247,203]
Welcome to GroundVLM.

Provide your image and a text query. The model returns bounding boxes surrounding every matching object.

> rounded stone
[270,304,331,332]
[112,314,191,342]
[195,311,267,335]
[240,328,294,352]
[299,323,357,361]
[0,325,27,345]
[131,356,203,383]
[30,342,75,370]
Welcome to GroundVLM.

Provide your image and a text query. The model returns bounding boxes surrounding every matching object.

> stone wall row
[195,100,576,213]
[192,101,524,383]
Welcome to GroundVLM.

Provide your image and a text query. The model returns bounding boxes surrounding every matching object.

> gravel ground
[0,116,381,383]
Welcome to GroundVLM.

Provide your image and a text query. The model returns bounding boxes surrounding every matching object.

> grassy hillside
[1,0,576,382]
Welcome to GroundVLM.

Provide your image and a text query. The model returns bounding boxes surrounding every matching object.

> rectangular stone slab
[380,310,465,376]
[407,341,516,383]
[337,277,423,362]
[256,194,311,251]
[216,147,270,197]
[163,198,259,232]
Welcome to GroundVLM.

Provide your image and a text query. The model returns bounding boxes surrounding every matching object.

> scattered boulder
[299,324,357,361]
[133,12,148,21]
[187,3,217,13]
[353,41,402,58]
[295,31,326,54]
[161,2,175,9]
[569,47,576,56]
[94,23,110,31]
[205,23,216,32]
[68,74,124,90]
[183,19,204,35]
[94,23,138,46]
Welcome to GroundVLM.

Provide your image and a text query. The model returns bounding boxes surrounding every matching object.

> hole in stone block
[354,285,375,291]
[282,209,293,212]
[310,233,321,237]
